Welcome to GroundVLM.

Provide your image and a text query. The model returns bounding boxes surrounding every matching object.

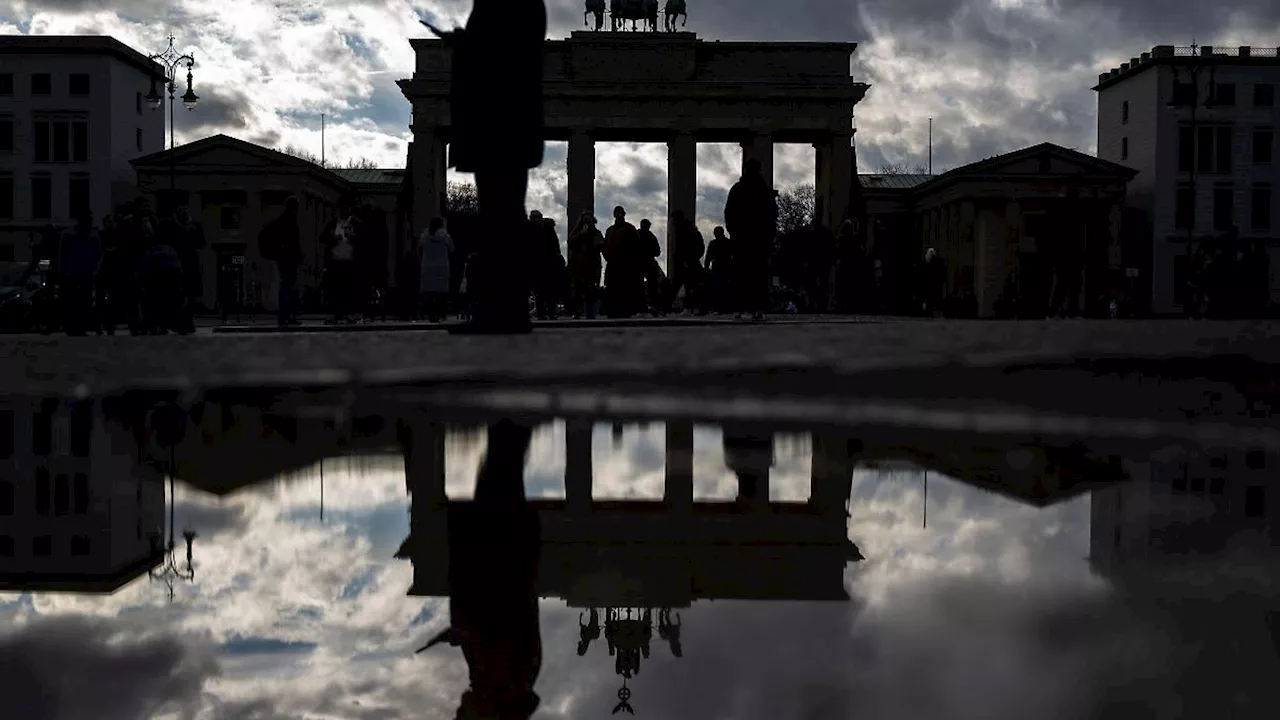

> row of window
[0,72,92,97]
[0,402,92,458]
[1122,84,1277,124]
[1172,126,1274,172]
[0,473,92,516]
[1175,182,1274,231]
[0,173,92,221]
[0,534,92,558]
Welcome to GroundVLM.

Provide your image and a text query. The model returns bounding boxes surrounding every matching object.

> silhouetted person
[529,212,564,319]
[59,208,101,336]
[705,226,733,314]
[259,197,303,327]
[566,212,604,318]
[419,217,454,322]
[923,247,946,318]
[356,203,390,320]
[137,221,183,335]
[97,213,132,334]
[321,197,361,324]
[436,0,547,334]
[637,219,664,315]
[158,204,205,334]
[603,206,643,318]
[667,209,705,314]
[807,220,836,312]
[724,157,776,320]
[416,420,542,720]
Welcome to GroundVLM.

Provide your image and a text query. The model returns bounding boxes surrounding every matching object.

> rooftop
[0,34,163,78]
[1094,44,1280,91]
[331,168,407,186]
[858,174,935,190]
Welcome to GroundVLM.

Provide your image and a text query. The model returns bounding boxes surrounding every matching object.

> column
[565,418,593,513]
[808,434,853,517]
[410,130,446,236]
[567,131,596,228]
[667,132,697,273]
[813,140,831,228]
[664,420,693,512]
[740,133,774,188]
[404,420,447,508]
[246,192,269,311]
[824,131,853,230]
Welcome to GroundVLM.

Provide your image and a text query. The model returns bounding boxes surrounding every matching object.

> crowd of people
[19,200,208,336]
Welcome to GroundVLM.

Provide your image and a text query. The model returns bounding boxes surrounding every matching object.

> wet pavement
[1,320,1279,718]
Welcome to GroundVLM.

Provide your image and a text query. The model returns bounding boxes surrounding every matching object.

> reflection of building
[0,398,164,592]
[1090,447,1278,576]
[0,35,166,259]
[398,420,862,607]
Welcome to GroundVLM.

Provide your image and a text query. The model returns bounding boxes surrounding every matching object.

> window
[1216,127,1232,173]
[0,480,13,515]
[0,536,11,557]
[33,400,54,455]
[68,175,90,221]
[1122,101,1130,124]
[72,122,87,162]
[1254,129,1274,164]
[0,174,12,220]
[136,128,142,151]
[32,535,51,557]
[54,473,69,515]
[0,116,12,153]
[68,73,89,95]
[73,473,88,514]
[32,114,88,164]
[32,175,51,219]
[1176,184,1195,230]
[1245,486,1266,517]
[1197,127,1214,172]
[1210,477,1225,494]
[1191,476,1206,493]
[70,400,91,457]
[1173,82,1196,106]
[1121,137,1129,160]
[220,206,242,230]
[70,535,90,556]
[1172,470,1188,492]
[0,73,12,95]
[1213,186,1234,231]
[1247,450,1266,470]
[35,467,50,515]
[1179,127,1194,172]
[31,73,51,95]
[0,408,11,458]
[1256,84,1275,107]
[1253,184,1272,231]
[136,91,142,114]
[1212,83,1236,107]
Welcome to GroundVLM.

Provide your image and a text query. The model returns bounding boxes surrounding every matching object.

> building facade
[856,143,1135,318]
[1095,45,1280,315]
[0,35,166,262]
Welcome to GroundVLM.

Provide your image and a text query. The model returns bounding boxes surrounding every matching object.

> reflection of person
[417,420,542,720]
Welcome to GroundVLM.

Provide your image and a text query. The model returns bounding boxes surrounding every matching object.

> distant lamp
[181,71,198,110]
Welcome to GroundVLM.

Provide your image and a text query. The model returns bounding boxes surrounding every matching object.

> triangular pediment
[132,134,322,171]
[954,142,1138,178]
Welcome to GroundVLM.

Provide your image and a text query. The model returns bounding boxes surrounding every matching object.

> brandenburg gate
[398,31,870,266]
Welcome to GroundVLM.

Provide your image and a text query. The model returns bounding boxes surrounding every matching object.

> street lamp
[147,35,199,207]
[149,446,198,600]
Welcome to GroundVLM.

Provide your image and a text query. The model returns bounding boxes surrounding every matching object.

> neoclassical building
[398,31,869,270]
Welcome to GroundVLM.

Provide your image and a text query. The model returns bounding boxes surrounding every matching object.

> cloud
[0,614,217,720]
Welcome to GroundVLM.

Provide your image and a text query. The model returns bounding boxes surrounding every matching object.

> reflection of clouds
[10,421,1156,718]
[0,614,217,720]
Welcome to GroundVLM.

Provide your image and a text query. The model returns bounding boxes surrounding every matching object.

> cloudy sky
[6,0,1278,251]
[5,413,1238,720]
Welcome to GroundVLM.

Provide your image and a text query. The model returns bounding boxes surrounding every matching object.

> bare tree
[279,143,329,168]
[344,156,379,170]
[876,161,929,175]
[447,181,480,216]
[775,183,816,236]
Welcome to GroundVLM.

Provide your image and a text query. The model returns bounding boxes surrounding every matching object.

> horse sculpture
[663,0,687,31]
[584,0,606,30]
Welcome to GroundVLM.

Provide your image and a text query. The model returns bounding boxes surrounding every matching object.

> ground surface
[2,317,1276,400]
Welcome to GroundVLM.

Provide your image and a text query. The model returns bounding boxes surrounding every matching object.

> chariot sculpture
[584,0,687,32]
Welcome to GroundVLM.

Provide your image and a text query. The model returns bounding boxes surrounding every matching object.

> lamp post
[1165,43,1218,313]
[149,446,197,600]
[145,36,199,211]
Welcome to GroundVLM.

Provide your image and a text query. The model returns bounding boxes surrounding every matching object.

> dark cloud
[177,82,255,138]
[0,615,217,720]
[174,497,248,538]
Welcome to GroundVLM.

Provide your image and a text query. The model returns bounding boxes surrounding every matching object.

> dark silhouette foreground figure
[427,0,548,334]
[416,420,542,720]
[724,157,776,320]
